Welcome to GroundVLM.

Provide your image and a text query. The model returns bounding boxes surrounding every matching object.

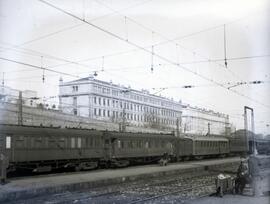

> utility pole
[120,89,129,132]
[122,106,126,132]
[176,117,181,137]
[207,122,211,135]
[18,91,23,126]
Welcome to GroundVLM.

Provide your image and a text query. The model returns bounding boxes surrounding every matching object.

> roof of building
[61,77,182,105]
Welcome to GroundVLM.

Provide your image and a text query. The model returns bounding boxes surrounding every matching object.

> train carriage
[173,137,193,161]
[173,136,229,160]
[0,125,105,172]
[229,130,249,154]
[105,131,175,167]
[191,136,229,157]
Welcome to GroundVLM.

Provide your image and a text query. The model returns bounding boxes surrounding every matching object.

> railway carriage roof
[184,136,228,142]
[0,124,175,139]
[107,131,175,139]
[0,124,103,137]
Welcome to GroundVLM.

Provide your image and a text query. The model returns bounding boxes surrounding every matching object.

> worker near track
[235,159,248,194]
[0,153,7,185]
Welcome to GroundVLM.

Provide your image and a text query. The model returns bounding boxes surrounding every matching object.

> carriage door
[0,134,9,180]
[103,133,111,161]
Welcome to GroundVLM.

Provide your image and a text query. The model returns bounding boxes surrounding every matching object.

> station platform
[0,157,240,203]
[187,194,270,204]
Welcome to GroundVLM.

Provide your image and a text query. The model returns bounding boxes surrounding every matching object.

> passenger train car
[0,124,249,174]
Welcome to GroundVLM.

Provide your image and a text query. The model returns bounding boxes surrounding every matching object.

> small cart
[215,174,235,197]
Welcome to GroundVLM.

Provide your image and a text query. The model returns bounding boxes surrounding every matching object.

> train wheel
[75,165,82,172]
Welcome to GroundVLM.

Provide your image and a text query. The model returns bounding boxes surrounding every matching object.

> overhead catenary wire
[90,0,269,102]
[2,4,266,78]
[0,43,96,71]
[0,57,79,78]
[37,0,270,110]
[0,0,154,55]
[64,0,258,87]
[152,80,270,93]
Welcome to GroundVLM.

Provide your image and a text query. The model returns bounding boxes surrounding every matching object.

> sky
[0,0,270,134]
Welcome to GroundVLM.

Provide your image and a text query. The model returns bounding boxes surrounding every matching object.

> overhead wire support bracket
[224,24,228,68]
[151,45,154,73]
[41,56,45,83]
[101,56,104,72]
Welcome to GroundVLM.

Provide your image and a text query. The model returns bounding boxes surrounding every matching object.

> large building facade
[181,104,231,136]
[59,76,182,130]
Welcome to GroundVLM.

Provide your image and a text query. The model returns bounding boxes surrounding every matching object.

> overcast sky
[0,0,270,134]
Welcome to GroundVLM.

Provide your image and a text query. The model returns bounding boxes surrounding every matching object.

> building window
[94,108,97,116]
[72,86,78,92]
[107,99,110,106]
[94,97,97,104]
[73,109,77,115]
[98,109,101,116]
[103,110,106,116]
[107,110,110,117]
[98,97,101,105]
[103,99,106,106]
[73,97,77,106]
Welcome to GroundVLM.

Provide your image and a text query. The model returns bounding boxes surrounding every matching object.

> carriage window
[161,141,165,147]
[77,137,82,148]
[35,137,43,148]
[95,139,100,147]
[58,137,65,148]
[16,136,25,148]
[71,137,75,148]
[89,138,93,147]
[81,138,85,148]
[117,140,121,148]
[6,136,11,149]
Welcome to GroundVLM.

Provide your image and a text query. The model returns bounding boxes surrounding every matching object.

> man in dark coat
[0,153,7,185]
[235,160,248,194]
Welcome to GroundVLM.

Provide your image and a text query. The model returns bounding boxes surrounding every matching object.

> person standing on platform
[0,153,7,185]
[235,159,248,194]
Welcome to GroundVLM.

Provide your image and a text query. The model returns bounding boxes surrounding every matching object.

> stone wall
[0,102,171,134]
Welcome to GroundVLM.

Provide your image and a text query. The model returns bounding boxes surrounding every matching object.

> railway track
[38,173,218,204]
